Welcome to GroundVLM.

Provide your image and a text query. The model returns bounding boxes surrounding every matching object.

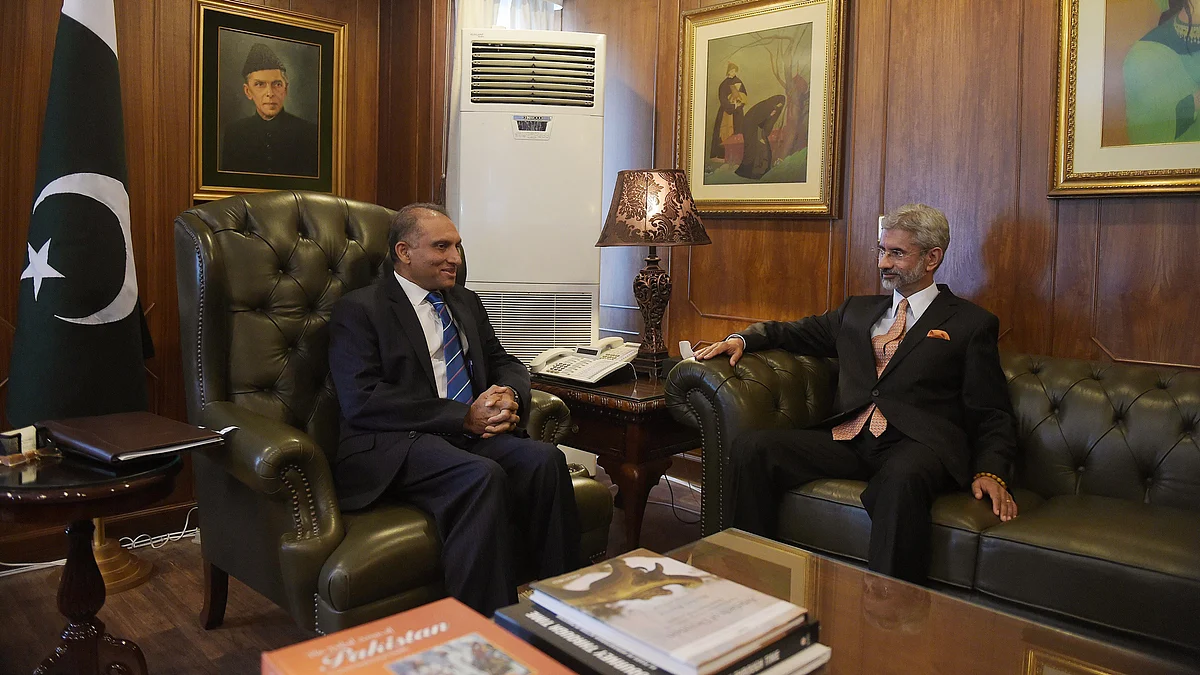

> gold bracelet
[973,472,1007,490]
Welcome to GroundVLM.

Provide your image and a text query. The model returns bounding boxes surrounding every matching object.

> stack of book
[495,548,831,675]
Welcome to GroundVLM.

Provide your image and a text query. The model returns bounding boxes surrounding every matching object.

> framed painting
[1052,0,1200,195]
[193,0,346,201]
[678,0,847,217]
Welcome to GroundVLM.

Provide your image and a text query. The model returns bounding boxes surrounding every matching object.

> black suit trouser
[730,425,953,583]
[386,433,581,615]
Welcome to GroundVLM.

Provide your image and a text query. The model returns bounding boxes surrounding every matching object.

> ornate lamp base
[632,247,671,378]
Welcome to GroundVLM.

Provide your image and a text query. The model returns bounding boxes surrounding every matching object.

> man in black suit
[696,203,1018,583]
[328,203,581,615]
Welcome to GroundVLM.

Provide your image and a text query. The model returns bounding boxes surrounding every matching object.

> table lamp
[595,169,711,377]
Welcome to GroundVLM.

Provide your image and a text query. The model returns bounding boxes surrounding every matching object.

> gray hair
[881,203,950,254]
[388,202,448,263]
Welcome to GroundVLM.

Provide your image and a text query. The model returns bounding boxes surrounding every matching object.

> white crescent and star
[18,5,133,327]
[22,172,138,325]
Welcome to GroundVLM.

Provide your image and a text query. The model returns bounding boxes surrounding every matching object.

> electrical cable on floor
[0,506,200,578]
[646,473,701,524]
[118,506,198,550]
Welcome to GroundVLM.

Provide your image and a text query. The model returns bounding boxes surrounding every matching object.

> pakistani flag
[7,0,149,428]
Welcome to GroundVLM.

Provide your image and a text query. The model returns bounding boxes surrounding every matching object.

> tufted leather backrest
[175,191,393,462]
[1001,353,1200,512]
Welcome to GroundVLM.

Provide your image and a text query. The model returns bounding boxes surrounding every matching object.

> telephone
[529,337,640,383]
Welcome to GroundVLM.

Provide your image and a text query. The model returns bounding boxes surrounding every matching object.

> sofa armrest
[196,400,346,624]
[527,389,572,445]
[665,349,837,535]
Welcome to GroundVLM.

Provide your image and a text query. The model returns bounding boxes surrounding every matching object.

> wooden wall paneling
[880,0,1022,326]
[1094,198,1200,367]
[377,0,422,208]
[350,0,382,202]
[1007,0,1058,356]
[1051,199,1101,361]
[414,0,435,201]
[429,0,450,201]
[841,0,890,300]
[0,0,59,429]
[377,0,448,208]
[563,0,661,342]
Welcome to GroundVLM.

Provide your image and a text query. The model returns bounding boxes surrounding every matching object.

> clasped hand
[464,385,520,438]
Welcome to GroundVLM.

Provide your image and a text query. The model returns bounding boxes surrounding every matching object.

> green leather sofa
[175,191,612,634]
[665,350,1200,648]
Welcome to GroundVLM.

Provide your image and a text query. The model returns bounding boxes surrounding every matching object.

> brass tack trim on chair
[279,464,318,538]
[313,592,323,635]
[682,391,719,532]
[181,226,210,407]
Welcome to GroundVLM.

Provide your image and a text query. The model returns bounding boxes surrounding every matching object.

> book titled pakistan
[262,597,573,675]
[529,549,808,675]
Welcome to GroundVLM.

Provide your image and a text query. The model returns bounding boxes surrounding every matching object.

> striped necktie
[832,298,909,440]
[427,291,474,404]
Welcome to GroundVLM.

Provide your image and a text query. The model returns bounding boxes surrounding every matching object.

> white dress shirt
[394,272,469,399]
[870,283,940,338]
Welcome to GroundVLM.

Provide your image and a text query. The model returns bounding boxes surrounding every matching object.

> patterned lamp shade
[595,169,711,247]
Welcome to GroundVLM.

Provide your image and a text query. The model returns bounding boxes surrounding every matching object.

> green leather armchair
[175,191,612,634]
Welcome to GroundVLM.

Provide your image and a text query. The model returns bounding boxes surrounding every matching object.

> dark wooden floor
[0,465,701,675]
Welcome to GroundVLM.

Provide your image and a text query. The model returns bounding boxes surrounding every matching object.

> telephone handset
[529,338,641,383]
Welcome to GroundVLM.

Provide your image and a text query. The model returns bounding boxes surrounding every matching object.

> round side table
[0,455,182,675]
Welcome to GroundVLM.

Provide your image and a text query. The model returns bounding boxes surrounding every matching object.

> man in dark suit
[328,203,581,615]
[696,203,1018,583]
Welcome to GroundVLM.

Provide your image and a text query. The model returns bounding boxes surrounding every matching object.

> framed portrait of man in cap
[193,0,346,200]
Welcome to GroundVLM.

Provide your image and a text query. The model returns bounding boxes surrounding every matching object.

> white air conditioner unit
[447,29,606,364]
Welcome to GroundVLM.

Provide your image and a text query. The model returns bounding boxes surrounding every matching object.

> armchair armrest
[196,401,345,624]
[526,389,572,445]
[665,350,837,535]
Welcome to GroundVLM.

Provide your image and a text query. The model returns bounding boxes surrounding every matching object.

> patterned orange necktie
[832,298,909,440]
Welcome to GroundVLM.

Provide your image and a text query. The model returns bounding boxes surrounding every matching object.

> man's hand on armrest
[695,335,747,366]
[972,473,1018,521]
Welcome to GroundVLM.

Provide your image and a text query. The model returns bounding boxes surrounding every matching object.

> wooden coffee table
[668,529,1197,675]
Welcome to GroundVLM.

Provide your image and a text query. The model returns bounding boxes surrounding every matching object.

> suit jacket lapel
[382,276,437,392]
[444,287,486,393]
[878,285,959,381]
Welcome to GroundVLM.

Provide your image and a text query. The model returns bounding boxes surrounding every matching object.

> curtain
[501,0,561,30]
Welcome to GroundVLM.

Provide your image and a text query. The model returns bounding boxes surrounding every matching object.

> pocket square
[927,329,950,340]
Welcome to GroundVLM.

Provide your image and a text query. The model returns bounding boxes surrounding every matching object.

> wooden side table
[0,455,182,675]
[532,374,700,551]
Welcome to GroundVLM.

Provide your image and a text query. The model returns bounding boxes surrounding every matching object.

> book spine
[496,602,664,675]
[709,622,818,675]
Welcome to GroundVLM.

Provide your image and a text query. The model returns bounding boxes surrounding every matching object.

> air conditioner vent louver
[475,290,595,364]
[470,41,596,107]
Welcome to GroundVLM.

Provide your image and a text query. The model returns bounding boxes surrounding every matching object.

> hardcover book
[529,548,808,675]
[38,411,223,463]
[262,597,575,675]
[495,600,820,675]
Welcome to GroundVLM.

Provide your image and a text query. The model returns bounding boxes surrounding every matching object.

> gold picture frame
[678,0,847,217]
[192,0,346,201]
[1051,0,1200,196]
[1024,648,1127,675]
